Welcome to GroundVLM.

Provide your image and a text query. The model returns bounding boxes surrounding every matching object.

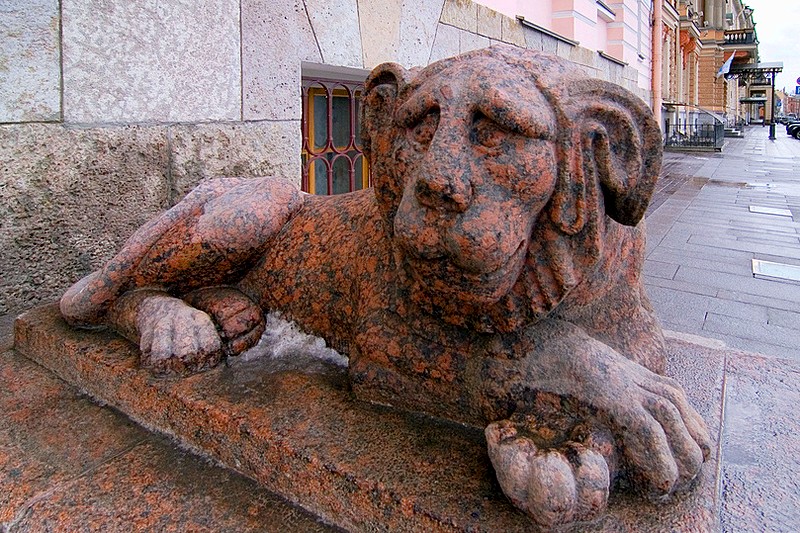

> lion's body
[59,46,710,526]
[236,186,663,426]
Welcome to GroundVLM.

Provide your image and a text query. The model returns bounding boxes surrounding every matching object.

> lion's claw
[569,445,612,519]
[136,296,224,376]
[614,372,710,499]
[485,420,612,528]
[183,287,266,356]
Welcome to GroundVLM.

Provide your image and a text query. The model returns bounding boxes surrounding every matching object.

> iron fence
[664,122,725,150]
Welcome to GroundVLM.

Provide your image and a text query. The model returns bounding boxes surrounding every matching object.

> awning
[740,97,768,103]
[728,62,783,80]
[729,62,783,76]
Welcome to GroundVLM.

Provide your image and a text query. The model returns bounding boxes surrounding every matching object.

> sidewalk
[0,315,337,532]
[1,127,799,532]
[645,126,800,359]
[643,126,800,531]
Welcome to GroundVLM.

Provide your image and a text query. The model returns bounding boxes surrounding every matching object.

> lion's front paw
[485,420,612,528]
[182,287,265,356]
[136,296,223,376]
[612,368,712,499]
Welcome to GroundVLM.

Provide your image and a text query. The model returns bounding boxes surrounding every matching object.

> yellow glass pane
[331,95,351,149]
[313,157,329,195]
[312,93,328,152]
[332,156,352,195]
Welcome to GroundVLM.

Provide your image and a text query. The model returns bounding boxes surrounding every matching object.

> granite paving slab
[719,353,800,532]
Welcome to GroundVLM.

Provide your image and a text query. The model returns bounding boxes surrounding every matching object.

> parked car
[786,120,800,136]
[781,113,797,125]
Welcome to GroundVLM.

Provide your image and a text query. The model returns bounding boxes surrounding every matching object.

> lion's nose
[414,172,473,213]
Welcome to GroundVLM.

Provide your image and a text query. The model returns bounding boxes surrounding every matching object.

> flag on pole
[717,51,736,78]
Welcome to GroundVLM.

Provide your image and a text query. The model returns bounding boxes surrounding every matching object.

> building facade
[485,1,768,134]
[658,1,704,136]
[783,91,800,117]
[481,0,655,93]
[693,0,764,125]
[0,0,647,315]
[0,0,776,314]
[653,0,769,148]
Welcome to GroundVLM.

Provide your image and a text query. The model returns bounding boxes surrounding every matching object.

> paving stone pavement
[0,314,339,533]
[645,128,800,532]
[645,126,800,361]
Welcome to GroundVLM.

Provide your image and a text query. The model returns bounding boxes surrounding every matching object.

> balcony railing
[724,29,756,45]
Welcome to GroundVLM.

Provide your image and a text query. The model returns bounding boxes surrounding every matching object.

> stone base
[14,305,723,532]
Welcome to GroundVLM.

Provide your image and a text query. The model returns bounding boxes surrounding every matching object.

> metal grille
[301,77,369,195]
[664,122,725,150]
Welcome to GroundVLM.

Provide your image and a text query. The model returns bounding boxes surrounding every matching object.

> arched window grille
[301,78,369,194]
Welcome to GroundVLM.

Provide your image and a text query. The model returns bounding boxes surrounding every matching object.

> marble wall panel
[0,123,170,314]
[62,0,241,123]
[305,0,363,68]
[501,16,527,47]
[568,45,591,66]
[398,0,445,68]
[168,121,302,202]
[428,23,461,64]
[556,40,574,60]
[358,0,403,68]
[440,0,477,33]
[459,30,490,53]
[242,0,322,121]
[476,4,502,39]
[0,0,61,122]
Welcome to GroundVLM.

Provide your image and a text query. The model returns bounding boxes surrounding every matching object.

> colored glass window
[301,79,369,194]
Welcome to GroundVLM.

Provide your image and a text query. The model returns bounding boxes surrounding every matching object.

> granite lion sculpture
[60,46,710,528]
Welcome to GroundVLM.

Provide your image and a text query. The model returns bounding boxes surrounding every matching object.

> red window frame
[301,77,370,194]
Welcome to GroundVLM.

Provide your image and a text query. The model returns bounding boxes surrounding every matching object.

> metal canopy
[740,96,768,103]
[726,61,784,139]
[728,61,784,79]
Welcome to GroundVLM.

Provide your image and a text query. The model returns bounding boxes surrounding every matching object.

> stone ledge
[14,304,723,532]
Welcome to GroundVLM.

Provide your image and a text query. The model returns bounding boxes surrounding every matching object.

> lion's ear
[360,63,410,162]
[551,80,662,232]
[360,63,413,230]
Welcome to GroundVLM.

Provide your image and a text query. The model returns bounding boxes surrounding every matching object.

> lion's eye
[472,114,505,149]
[409,110,440,147]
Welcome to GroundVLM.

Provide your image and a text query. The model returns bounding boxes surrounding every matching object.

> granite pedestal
[13,304,724,532]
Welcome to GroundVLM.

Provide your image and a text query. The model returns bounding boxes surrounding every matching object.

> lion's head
[361,46,662,332]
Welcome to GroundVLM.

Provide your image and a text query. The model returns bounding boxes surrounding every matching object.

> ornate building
[657,1,703,132]
[655,0,767,148]
[479,0,656,95]
[693,0,765,125]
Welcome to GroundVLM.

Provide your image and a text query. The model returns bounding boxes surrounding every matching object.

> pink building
[480,0,653,93]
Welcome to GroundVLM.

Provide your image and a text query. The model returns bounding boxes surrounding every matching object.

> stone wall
[0,0,648,315]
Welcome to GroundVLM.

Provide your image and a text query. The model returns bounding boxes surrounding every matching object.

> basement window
[301,64,371,195]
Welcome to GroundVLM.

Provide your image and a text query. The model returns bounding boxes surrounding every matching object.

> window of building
[301,74,369,195]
